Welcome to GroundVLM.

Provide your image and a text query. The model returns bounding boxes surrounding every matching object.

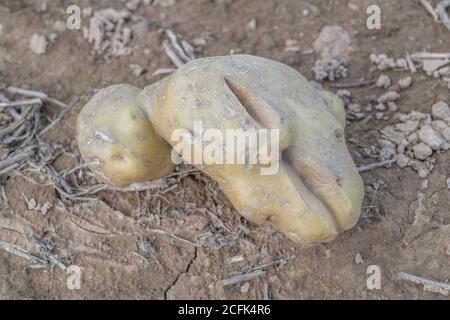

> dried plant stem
[0,98,42,108]
[6,86,69,109]
[358,159,396,172]
[222,270,266,286]
[398,272,450,296]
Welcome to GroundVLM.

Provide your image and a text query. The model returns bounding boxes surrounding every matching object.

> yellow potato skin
[139,55,364,243]
[77,84,174,186]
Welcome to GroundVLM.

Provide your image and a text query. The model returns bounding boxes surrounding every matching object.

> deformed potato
[77,84,174,186]
[77,55,365,244]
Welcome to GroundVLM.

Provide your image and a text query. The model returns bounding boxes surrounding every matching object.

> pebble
[375,103,386,111]
[376,74,391,89]
[378,91,400,103]
[30,34,47,54]
[413,143,433,160]
[398,76,412,89]
[387,101,398,112]
[418,125,445,150]
[431,101,450,123]
[247,18,256,31]
[395,153,410,168]
[420,179,429,189]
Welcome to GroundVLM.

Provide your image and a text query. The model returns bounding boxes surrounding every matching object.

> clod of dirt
[432,101,450,124]
[380,107,450,177]
[313,25,351,60]
[419,125,446,150]
[370,53,408,71]
[376,74,391,89]
[378,91,400,103]
[313,58,348,81]
[398,77,413,90]
[247,18,257,31]
[423,59,450,75]
[413,143,433,160]
[313,26,351,82]
[30,34,47,55]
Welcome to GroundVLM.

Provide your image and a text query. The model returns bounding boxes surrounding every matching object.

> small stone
[431,101,450,123]
[423,59,450,75]
[420,179,429,189]
[48,33,58,43]
[30,34,47,54]
[376,74,391,89]
[336,89,351,99]
[376,112,384,120]
[324,249,331,259]
[240,282,251,293]
[395,153,410,168]
[348,103,361,113]
[395,120,420,135]
[418,169,429,178]
[354,252,364,265]
[387,101,398,112]
[375,103,386,111]
[378,91,400,103]
[419,125,445,150]
[431,120,450,141]
[446,177,450,189]
[247,18,256,31]
[398,77,412,90]
[413,143,433,160]
[407,132,419,145]
[378,139,396,149]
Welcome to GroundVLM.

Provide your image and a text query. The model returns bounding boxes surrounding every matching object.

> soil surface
[0,0,449,299]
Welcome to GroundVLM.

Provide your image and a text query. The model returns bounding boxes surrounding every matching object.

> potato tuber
[77,55,365,244]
